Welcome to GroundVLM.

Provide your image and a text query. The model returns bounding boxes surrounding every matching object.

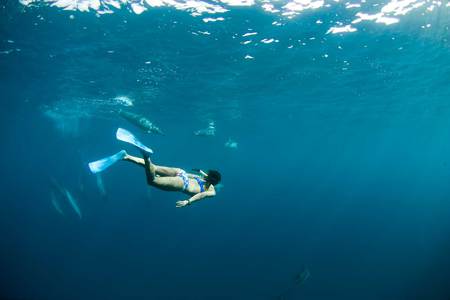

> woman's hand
[176,200,189,208]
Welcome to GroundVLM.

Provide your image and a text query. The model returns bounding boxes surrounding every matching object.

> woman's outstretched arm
[175,189,216,207]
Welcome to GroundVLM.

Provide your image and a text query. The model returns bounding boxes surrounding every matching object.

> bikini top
[195,177,205,192]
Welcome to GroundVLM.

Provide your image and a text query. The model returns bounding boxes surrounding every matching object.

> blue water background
[1,2,450,299]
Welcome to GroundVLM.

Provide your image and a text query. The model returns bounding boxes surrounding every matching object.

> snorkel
[192,169,221,186]
[192,168,208,177]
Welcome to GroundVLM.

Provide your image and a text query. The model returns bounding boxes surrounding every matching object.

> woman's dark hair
[206,170,221,185]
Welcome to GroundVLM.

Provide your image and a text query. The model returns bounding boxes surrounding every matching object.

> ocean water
[1,0,450,299]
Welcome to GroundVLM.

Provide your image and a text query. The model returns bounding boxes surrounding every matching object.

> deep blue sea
[1,1,450,299]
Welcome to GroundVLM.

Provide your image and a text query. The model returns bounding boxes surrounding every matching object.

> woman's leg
[141,152,184,191]
[153,166,183,177]
[149,176,184,191]
[142,152,156,185]
[122,153,184,191]
[123,154,145,166]
[123,154,182,177]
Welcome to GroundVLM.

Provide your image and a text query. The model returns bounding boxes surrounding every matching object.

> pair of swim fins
[88,128,153,174]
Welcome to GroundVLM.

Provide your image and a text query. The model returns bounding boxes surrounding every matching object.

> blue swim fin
[88,150,127,174]
[116,128,153,154]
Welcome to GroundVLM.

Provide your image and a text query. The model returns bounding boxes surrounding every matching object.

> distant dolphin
[276,267,310,299]
[96,173,107,198]
[50,191,64,216]
[119,110,163,134]
[225,138,238,149]
[194,121,215,136]
[64,189,82,219]
[50,178,82,219]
